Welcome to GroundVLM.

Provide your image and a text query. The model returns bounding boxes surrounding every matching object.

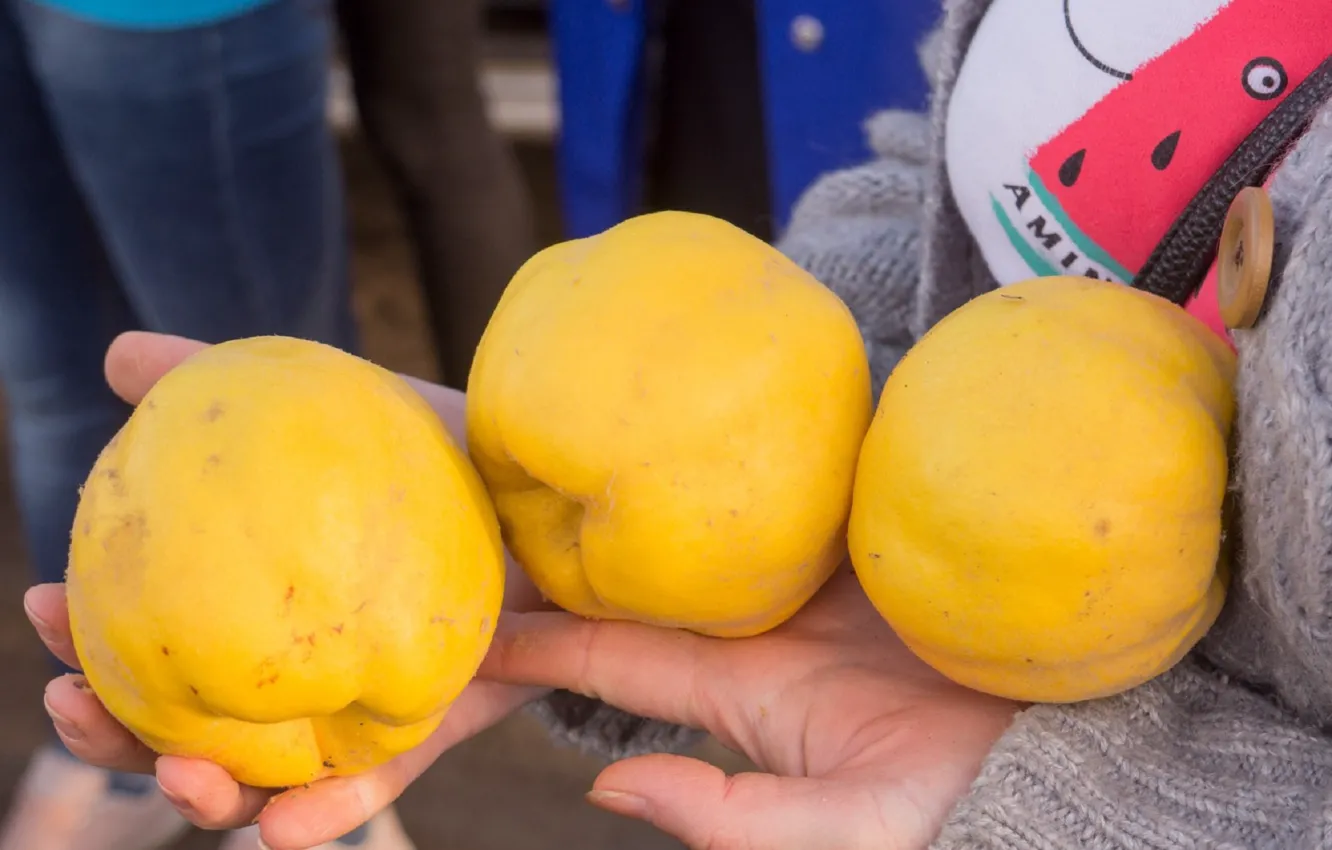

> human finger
[153,756,274,830]
[256,681,546,849]
[42,674,157,774]
[480,610,720,733]
[589,753,887,850]
[106,332,458,435]
[103,331,208,406]
[402,375,467,446]
[151,681,545,839]
[24,584,80,670]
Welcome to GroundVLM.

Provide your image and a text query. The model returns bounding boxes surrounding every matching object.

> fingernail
[256,837,273,850]
[155,779,196,817]
[586,790,649,818]
[353,778,377,821]
[24,598,58,643]
[43,695,84,742]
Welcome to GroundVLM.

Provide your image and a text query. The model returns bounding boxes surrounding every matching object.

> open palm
[27,330,1020,850]
[482,563,1020,850]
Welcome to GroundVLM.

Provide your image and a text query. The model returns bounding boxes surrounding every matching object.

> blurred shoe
[218,805,415,850]
[0,744,190,850]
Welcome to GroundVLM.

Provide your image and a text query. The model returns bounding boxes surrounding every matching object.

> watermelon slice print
[993,0,1332,339]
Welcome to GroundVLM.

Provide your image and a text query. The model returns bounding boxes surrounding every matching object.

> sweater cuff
[932,657,1332,850]
[527,690,704,762]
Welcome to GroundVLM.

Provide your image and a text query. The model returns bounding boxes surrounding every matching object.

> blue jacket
[550,0,937,239]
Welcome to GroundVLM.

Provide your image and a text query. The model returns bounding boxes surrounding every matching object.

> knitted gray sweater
[531,1,1332,845]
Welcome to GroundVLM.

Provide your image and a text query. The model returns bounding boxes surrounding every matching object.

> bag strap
[1131,56,1332,305]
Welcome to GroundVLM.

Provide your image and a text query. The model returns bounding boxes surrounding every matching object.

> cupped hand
[23,331,549,849]
[482,565,1021,850]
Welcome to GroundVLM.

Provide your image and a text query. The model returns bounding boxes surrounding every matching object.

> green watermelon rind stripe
[990,195,1060,277]
[1027,169,1133,281]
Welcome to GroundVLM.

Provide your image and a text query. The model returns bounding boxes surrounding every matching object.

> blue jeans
[0,0,356,596]
[0,2,368,839]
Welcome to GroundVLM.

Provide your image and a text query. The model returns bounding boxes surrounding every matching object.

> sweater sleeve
[931,658,1332,849]
[525,690,704,763]
[777,108,931,397]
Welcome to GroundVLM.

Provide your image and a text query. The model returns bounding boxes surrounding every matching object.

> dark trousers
[643,0,772,242]
[335,0,537,389]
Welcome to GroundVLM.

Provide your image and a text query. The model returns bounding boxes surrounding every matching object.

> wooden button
[1217,186,1275,330]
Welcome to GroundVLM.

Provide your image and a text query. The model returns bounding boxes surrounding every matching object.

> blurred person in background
[552,0,935,241]
[0,0,390,847]
[0,0,534,845]
[335,0,537,390]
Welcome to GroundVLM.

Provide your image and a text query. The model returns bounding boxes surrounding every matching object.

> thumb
[586,754,882,850]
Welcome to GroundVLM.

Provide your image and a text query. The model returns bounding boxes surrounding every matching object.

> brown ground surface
[0,137,747,849]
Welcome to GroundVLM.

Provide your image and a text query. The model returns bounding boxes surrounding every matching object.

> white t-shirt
[945,0,1332,316]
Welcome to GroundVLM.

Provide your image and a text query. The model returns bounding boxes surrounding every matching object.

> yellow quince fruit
[466,211,872,637]
[850,276,1235,702]
[66,336,504,788]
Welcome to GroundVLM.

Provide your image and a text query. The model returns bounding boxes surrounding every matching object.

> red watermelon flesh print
[1187,263,1228,347]
[1028,0,1332,280]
